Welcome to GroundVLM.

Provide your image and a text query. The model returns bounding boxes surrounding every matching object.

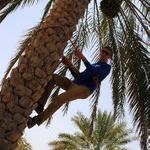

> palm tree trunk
[0,0,90,149]
[0,0,12,10]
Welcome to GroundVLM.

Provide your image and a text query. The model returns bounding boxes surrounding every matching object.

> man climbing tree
[27,46,112,128]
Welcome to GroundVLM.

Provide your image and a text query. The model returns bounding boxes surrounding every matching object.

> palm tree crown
[49,111,136,150]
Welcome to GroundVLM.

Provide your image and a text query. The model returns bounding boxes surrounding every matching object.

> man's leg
[27,84,91,128]
[35,81,54,114]
[35,74,72,114]
[52,74,72,90]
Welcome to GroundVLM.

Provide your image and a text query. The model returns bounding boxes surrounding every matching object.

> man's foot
[35,103,44,114]
[27,116,41,128]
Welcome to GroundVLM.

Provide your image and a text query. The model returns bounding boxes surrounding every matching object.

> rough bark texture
[0,0,90,149]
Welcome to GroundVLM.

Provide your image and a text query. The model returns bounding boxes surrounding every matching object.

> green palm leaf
[49,111,136,150]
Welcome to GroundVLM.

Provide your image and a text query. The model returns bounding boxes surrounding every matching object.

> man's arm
[74,50,105,88]
[74,49,96,74]
[61,56,80,78]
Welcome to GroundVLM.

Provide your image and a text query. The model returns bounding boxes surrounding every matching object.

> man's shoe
[35,103,44,114]
[27,116,39,128]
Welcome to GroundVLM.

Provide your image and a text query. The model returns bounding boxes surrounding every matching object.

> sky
[0,1,140,150]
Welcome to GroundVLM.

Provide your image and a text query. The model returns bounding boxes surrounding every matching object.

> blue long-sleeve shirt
[69,60,111,92]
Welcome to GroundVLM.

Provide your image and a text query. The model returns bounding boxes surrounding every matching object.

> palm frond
[0,0,41,22]
[49,140,77,150]
[100,2,150,148]
[124,31,150,150]
[72,112,91,139]
[41,0,54,22]
[17,137,32,150]
[88,87,100,136]
[124,0,150,37]
[108,19,126,119]
[49,111,135,150]
[94,111,114,143]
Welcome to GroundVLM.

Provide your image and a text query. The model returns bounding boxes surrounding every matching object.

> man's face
[99,48,112,61]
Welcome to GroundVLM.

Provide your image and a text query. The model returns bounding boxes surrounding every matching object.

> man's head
[99,46,113,62]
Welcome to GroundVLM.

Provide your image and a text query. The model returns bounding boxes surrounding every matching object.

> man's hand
[92,76,101,88]
[61,56,80,77]
[61,56,73,67]
[74,49,86,60]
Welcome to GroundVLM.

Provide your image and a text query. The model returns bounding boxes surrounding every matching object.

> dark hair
[103,46,113,56]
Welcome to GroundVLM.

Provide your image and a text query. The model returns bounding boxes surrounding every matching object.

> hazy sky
[0,1,140,150]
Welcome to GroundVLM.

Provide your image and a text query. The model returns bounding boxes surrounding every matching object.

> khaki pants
[36,74,91,124]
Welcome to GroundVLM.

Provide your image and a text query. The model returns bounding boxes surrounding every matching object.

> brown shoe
[27,116,41,128]
[35,81,54,114]
[35,103,44,114]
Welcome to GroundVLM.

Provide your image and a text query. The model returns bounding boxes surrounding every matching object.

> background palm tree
[49,111,136,150]
[0,0,149,149]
